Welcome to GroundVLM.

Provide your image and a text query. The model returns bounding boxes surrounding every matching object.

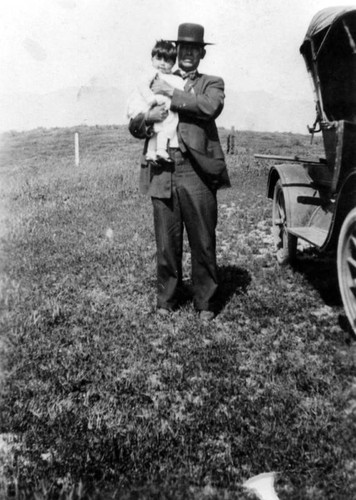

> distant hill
[0,86,316,134]
[0,86,128,132]
[222,90,316,135]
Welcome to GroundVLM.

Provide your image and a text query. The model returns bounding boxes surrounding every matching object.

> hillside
[0,86,316,134]
[222,90,315,135]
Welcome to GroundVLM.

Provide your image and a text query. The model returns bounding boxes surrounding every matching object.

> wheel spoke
[277,202,286,221]
[350,236,356,256]
[347,256,356,277]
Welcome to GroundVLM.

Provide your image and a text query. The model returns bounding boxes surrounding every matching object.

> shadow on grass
[293,249,341,307]
[175,265,251,313]
[292,249,356,335]
[216,264,251,313]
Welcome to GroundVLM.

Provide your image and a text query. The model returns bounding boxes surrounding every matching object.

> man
[129,23,230,321]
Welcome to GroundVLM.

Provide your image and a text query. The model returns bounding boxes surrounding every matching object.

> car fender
[267,163,318,227]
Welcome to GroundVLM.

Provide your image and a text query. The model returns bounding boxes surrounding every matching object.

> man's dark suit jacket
[129,72,231,198]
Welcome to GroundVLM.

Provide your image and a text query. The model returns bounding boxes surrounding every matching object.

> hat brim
[169,40,214,46]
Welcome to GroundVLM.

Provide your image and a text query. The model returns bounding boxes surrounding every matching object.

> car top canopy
[300,6,356,123]
[302,7,355,44]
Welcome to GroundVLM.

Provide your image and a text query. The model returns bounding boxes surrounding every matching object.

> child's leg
[146,134,157,161]
[161,111,179,140]
[155,111,179,160]
[156,130,170,159]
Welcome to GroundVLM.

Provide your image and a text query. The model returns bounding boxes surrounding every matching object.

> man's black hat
[170,23,214,46]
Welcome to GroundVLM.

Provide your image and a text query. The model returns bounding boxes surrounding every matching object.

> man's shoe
[199,310,215,322]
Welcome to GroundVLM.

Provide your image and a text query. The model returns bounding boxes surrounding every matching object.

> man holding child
[129,23,230,322]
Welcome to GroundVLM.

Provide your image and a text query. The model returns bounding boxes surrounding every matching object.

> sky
[0,0,354,123]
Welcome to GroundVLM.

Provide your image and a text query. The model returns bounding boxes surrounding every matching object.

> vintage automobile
[259,7,356,334]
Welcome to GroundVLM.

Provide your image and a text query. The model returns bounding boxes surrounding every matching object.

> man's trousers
[151,149,218,312]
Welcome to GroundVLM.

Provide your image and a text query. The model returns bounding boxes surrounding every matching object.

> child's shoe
[146,153,157,162]
[156,150,173,164]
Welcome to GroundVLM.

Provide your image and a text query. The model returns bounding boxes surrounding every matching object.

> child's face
[152,55,174,74]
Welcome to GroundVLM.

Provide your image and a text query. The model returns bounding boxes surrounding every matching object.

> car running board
[287,226,328,248]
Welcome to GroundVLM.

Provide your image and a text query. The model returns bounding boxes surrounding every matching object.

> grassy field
[0,125,356,499]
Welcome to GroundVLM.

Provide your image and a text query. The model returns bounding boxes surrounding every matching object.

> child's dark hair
[152,40,177,64]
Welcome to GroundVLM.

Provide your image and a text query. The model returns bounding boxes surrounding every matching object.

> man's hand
[151,77,175,98]
[145,104,168,123]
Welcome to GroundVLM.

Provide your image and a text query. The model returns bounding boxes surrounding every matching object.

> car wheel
[272,180,297,265]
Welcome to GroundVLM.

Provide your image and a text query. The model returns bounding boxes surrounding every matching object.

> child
[127,40,185,163]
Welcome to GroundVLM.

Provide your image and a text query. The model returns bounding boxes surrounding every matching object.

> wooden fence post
[227,126,236,155]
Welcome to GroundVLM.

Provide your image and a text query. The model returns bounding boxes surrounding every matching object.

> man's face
[177,43,205,72]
